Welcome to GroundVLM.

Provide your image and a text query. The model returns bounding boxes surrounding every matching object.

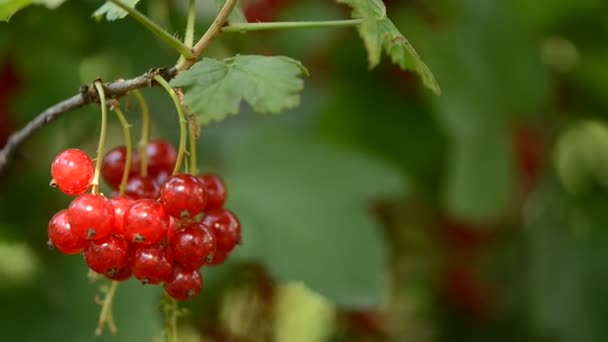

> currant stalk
[133,90,150,177]
[153,75,187,176]
[95,280,119,336]
[189,121,198,175]
[221,19,364,33]
[91,81,109,194]
[111,106,133,196]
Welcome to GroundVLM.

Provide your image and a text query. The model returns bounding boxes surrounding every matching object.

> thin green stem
[153,75,187,175]
[221,19,364,33]
[189,122,198,175]
[95,280,119,336]
[112,106,132,196]
[109,0,194,59]
[163,294,180,342]
[91,82,108,195]
[133,90,150,177]
[185,0,196,48]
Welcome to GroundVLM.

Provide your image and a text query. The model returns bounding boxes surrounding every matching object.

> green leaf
[220,123,403,308]
[336,0,440,94]
[214,0,246,23]
[0,0,66,22]
[93,0,140,21]
[170,55,307,125]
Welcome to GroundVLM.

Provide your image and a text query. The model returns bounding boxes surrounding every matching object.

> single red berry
[68,194,113,240]
[154,170,171,188]
[123,199,170,244]
[101,146,140,189]
[164,266,202,301]
[125,176,159,200]
[50,149,94,195]
[130,244,174,284]
[106,266,132,281]
[208,250,229,266]
[202,209,241,254]
[47,209,87,254]
[84,235,129,277]
[167,218,180,242]
[146,139,177,177]
[198,173,227,210]
[169,222,216,269]
[108,195,132,236]
[160,174,207,219]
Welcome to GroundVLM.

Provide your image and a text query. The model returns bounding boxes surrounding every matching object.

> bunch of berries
[47,139,241,301]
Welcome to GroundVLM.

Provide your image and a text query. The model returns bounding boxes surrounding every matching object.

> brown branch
[0,0,238,177]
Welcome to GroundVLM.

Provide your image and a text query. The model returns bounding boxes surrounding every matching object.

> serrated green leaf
[170,55,307,125]
[219,123,403,308]
[93,0,140,21]
[215,0,246,23]
[336,0,440,94]
[0,0,66,22]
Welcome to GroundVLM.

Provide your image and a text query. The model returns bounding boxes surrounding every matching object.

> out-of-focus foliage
[1,0,608,341]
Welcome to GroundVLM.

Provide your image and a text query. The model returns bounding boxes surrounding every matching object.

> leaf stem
[133,90,150,178]
[153,75,187,175]
[91,81,108,195]
[222,19,364,32]
[175,0,238,71]
[95,280,119,336]
[111,105,132,196]
[109,0,194,59]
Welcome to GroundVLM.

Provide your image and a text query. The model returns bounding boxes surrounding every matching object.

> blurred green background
[1,0,608,341]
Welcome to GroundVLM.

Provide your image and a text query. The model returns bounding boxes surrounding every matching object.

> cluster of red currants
[47,139,241,301]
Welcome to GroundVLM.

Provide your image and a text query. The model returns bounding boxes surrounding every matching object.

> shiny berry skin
[202,209,241,254]
[84,235,129,277]
[68,194,114,240]
[169,222,216,269]
[50,149,94,195]
[130,244,173,284]
[123,199,170,244]
[125,176,159,200]
[47,209,87,254]
[164,267,202,301]
[101,146,140,189]
[146,139,177,177]
[167,218,180,242]
[108,195,132,235]
[154,170,171,188]
[198,173,227,211]
[208,250,229,266]
[107,266,132,281]
[160,174,207,219]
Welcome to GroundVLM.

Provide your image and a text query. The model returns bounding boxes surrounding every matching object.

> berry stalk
[92,81,109,194]
[189,120,198,175]
[95,280,119,336]
[111,106,133,196]
[133,90,150,177]
[153,75,187,176]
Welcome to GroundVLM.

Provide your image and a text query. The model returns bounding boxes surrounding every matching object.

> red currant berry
[208,250,229,266]
[198,173,227,211]
[130,244,173,284]
[106,266,132,281]
[160,174,207,219]
[202,209,241,254]
[108,195,132,235]
[125,176,159,200]
[164,267,202,301]
[68,194,113,240]
[169,222,216,269]
[47,209,87,254]
[154,170,171,188]
[123,199,170,244]
[84,235,129,277]
[101,146,140,189]
[50,149,94,195]
[146,139,177,177]
[167,218,180,242]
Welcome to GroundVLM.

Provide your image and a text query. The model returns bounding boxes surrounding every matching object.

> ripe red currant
[123,199,170,244]
[146,139,177,177]
[106,266,132,281]
[130,244,173,284]
[68,194,113,240]
[164,266,202,301]
[108,195,132,235]
[125,176,159,200]
[160,174,207,219]
[202,209,241,254]
[208,250,229,266]
[50,148,94,195]
[47,209,87,254]
[169,222,216,269]
[198,173,227,211]
[83,235,129,277]
[101,146,140,189]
